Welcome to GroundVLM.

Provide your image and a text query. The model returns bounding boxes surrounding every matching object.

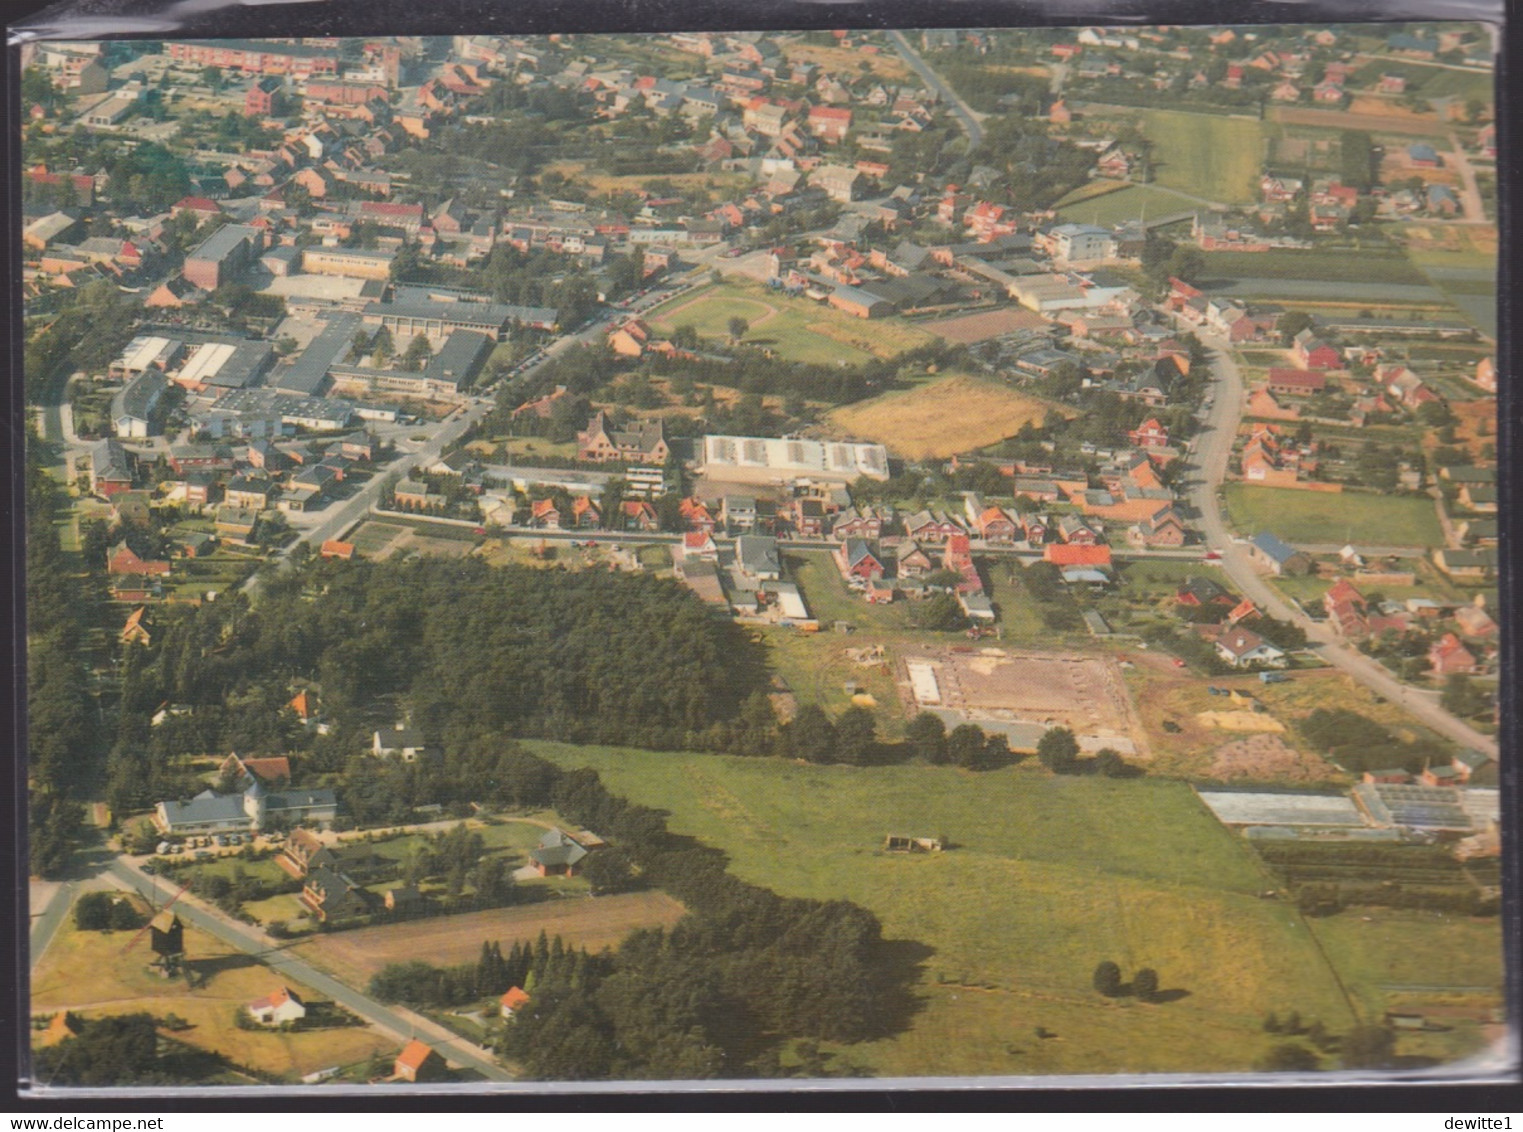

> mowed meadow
[826,374,1059,459]
[530,744,1371,1077]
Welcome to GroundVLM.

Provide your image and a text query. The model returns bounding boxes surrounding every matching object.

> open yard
[1223,484,1443,548]
[917,307,1050,344]
[345,519,479,562]
[825,374,1056,459]
[31,902,395,1082]
[1142,110,1265,205]
[526,742,1419,1078]
[645,282,934,366]
[291,891,687,988]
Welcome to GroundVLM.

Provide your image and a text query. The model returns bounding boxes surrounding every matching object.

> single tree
[402,333,433,372]
[905,712,947,764]
[727,316,749,343]
[1257,1042,1320,1073]
[788,705,836,764]
[1037,727,1079,774]
[1092,960,1123,997]
[834,706,877,766]
[946,724,987,769]
[1132,967,1159,1000]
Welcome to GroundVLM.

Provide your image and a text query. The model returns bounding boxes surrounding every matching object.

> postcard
[19,21,1504,1091]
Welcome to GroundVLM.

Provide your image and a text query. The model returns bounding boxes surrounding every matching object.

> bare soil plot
[293,892,687,984]
[918,307,1050,344]
[902,647,1144,749]
[1208,734,1337,783]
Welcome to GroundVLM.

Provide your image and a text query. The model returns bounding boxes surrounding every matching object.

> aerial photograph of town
[19,21,1504,1090]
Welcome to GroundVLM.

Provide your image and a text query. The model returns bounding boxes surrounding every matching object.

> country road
[102,858,515,1082]
[886,30,984,148]
[1183,327,1498,758]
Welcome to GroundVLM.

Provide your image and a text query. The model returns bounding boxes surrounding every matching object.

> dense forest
[105,558,771,818]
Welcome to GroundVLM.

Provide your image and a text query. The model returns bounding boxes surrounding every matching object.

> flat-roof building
[701,434,890,483]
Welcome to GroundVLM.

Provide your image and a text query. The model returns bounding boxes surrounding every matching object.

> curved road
[1184,327,1498,758]
[886,30,985,147]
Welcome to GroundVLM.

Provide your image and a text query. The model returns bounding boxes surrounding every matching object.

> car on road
[1203,549,1222,561]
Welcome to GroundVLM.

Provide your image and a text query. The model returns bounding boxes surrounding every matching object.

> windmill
[122,879,191,978]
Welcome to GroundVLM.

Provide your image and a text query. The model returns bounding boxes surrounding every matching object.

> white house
[373,724,429,762]
[1214,626,1288,669]
[248,987,306,1026]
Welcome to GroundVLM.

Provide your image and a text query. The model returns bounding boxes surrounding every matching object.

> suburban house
[836,538,885,582]
[500,987,531,1020]
[736,534,781,581]
[248,987,306,1026]
[1177,576,1236,607]
[530,828,591,877]
[1433,548,1496,582]
[392,1040,448,1083]
[301,864,375,922]
[1215,626,1288,668]
[154,780,337,836]
[1323,579,1370,637]
[373,724,429,762]
[108,541,171,577]
[1428,632,1477,676]
[1128,504,1187,548]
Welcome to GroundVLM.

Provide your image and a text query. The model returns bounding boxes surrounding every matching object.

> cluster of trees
[1091,960,1163,999]
[904,714,1015,771]
[24,280,140,399]
[1296,708,1451,776]
[369,930,594,1011]
[1035,728,1137,778]
[74,892,143,932]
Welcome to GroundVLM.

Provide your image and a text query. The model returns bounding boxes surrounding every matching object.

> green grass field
[1223,484,1443,548]
[645,282,934,366]
[1054,182,1205,226]
[1143,110,1265,205]
[1201,250,1429,286]
[528,743,1387,1077]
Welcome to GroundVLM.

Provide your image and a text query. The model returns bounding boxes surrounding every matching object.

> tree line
[368,744,919,1080]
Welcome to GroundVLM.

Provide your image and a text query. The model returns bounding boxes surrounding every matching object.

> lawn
[1054,182,1205,226]
[528,743,1383,1078]
[645,282,934,366]
[825,373,1058,459]
[1222,484,1443,548]
[1142,110,1265,205]
[31,901,395,1082]
[787,551,905,633]
[758,625,907,734]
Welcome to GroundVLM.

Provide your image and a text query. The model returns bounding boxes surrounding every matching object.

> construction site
[900,647,1147,756]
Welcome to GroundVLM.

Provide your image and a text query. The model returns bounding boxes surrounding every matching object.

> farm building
[1249,532,1313,576]
[392,1040,449,1083]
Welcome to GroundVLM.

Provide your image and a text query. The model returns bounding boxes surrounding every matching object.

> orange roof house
[288,690,318,721]
[392,1039,448,1083]
[320,539,355,559]
[499,986,531,1018]
[121,606,152,646]
[1044,544,1113,567]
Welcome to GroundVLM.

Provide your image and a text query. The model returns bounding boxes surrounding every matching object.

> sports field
[31,904,395,1082]
[529,743,1379,1077]
[1142,110,1265,205]
[645,283,934,366]
[1223,484,1444,548]
[826,373,1056,459]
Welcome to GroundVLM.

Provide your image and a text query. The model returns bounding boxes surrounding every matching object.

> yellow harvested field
[293,891,688,986]
[31,906,394,1081]
[826,374,1058,459]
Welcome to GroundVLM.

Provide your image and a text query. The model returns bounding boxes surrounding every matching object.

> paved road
[1183,328,1498,758]
[104,858,514,1082]
[885,30,985,147]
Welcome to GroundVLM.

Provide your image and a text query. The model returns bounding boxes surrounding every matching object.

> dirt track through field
[294,892,687,983]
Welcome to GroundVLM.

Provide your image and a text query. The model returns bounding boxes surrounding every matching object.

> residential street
[1184,328,1499,757]
[885,30,985,147]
